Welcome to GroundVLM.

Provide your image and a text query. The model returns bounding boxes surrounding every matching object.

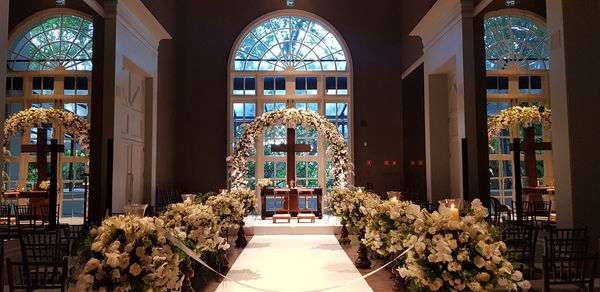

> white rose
[129,263,142,276]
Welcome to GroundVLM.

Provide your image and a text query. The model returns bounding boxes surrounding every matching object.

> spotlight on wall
[56,0,66,6]
[286,0,295,8]
[505,0,516,6]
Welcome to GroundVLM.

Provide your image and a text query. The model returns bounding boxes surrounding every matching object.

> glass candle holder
[181,194,196,206]
[387,191,402,201]
[123,204,148,217]
[219,189,228,195]
[356,187,365,193]
[438,198,463,209]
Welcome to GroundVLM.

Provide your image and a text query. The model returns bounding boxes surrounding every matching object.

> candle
[184,198,192,206]
[220,189,228,195]
[450,204,459,221]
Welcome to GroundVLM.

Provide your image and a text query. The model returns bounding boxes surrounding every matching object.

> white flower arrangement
[396,199,531,292]
[227,108,352,189]
[72,189,259,291]
[73,215,184,292]
[328,187,380,228]
[160,203,230,253]
[38,180,51,190]
[363,200,418,257]
[487,105,551,139]
[4,107,90,150]
[257,178,273,188]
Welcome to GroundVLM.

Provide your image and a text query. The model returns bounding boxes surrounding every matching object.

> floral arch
[3,107,90,150]
[227,108,351,189]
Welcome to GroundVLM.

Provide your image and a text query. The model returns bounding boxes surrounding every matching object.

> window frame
[228,10,354,194]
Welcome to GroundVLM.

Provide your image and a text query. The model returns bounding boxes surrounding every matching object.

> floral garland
[227,108,351,189]
[487,106,551,139]
[3,107,90,150]
[397,200,531,291]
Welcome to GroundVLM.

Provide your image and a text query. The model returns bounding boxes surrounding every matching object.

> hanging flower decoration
[3,107,90,150]
[487,106,551,139]
[227,108,352,189]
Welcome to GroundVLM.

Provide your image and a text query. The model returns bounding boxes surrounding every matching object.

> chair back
[524,201,552,220]
[14,205,45,232]
[545,237,588,259]
[0,204,16,239]
[549,228,587,241]
[298,189,315,212]
[20,229,70,264]
[273,189,289,214]
[6,258,68,291]
[502,223,538,278]
[542,255,597,292]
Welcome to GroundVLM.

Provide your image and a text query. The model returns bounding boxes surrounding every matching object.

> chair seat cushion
[297,213,316,218]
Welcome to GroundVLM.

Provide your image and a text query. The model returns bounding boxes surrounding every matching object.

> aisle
[215,235,373,292]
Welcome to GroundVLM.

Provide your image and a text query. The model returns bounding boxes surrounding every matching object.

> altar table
[260,188,323,219]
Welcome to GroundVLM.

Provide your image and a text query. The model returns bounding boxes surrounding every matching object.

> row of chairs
[500,221,597,291]
[491,198,555,229]
[1,202,88,291]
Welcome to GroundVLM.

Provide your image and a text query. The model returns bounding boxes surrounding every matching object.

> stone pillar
[546,0,600,251]
[89,0,117,221]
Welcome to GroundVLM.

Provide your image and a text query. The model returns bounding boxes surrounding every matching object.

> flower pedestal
[235,221,248,248]
[392,269,408,292]
[354,230,371,269]
[219,250,230,272]
[181,260,196,292]
[338,223,351,245]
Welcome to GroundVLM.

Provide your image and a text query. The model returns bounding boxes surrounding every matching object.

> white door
[113,66,146,211]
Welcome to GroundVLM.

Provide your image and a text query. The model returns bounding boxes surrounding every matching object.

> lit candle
[184,197,192,206]
[450,204,459,221]
[357,187,365,193]
[390,197,398,205]
[220,189,228,195]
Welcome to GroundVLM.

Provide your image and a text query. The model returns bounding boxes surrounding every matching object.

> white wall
[111,0,169,212]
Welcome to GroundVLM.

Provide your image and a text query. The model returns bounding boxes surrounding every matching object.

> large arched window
[4,10,92,219]
[229,11,352,195]
[484,10,552,206]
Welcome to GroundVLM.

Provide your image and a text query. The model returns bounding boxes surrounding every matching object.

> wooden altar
[260,188,323,219]
[2,190,49,216]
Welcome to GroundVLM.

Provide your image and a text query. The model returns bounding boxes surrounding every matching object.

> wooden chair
[272,189,291,223]
[63,224,88,255]
[0,203,17,291]
[549,228,587,241]
[14,205,45,233]
[490,197,512,222]
[524,201,553,229]
[20,229,70,265]
[6,258,69,292]
[297,189,316,223]
[542,253,597,292]
[502,222,538,279]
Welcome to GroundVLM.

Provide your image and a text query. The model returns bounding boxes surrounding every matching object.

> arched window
[484,10,552,206]
[229,11,352,195]
[484,13,549,70]
[4,11,93,219]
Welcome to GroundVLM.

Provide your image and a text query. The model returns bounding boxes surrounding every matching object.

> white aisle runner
[215,235,373,292]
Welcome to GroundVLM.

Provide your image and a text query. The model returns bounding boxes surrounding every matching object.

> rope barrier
[157,225,423,292]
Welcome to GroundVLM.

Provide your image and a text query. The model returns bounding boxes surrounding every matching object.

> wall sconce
[505,0,516,6]
[56,0,66,6]
[286,0,295,8]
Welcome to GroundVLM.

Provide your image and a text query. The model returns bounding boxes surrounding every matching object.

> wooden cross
[510,126,552,222]
[270,127,311,186]
[21,128,64,188]
[509,127,552,188]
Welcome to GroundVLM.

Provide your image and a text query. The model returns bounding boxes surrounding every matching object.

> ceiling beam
[82,0,105,17]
